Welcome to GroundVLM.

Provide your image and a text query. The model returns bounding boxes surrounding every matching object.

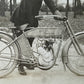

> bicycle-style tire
[0,32,19,78]
[65,33,84,76]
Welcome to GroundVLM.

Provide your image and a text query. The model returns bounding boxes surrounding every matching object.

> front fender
[62,31,84,64]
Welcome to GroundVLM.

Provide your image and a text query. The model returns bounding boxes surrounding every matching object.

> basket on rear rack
[25,27,63,38]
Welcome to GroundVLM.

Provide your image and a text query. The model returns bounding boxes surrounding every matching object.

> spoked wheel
[0,32,19,78]
[66,33,84,76]
[32,37,56,70]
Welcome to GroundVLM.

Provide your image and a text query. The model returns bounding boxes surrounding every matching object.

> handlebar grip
[35,15,68,21]
[54,16,67,21]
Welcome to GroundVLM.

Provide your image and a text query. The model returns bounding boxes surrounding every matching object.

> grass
[0,11,84,33]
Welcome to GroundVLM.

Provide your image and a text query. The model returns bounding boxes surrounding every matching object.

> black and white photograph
[0,0,84,84]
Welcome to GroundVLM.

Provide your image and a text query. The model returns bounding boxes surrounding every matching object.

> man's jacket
[10,0,57,27]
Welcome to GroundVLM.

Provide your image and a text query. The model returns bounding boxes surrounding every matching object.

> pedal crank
[18,57,38,69]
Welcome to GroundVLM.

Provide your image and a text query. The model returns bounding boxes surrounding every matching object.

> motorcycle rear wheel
[0,32,19,78]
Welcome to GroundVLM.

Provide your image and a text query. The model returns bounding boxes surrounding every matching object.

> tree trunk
[73,0,77,18]
[76,0,83,15]
[55,0,58,6]
[73,0,83,18]
[65,0,69,18]
[13,0,17,10]
[0,0,5,16]
[10,0,13,16]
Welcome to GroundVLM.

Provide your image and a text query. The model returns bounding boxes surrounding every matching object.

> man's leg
[15,26,34,75]
[18,64,27,75]
[16,21,37,75]
[13,25,27,75]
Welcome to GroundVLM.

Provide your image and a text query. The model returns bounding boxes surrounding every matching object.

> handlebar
[35,15,67,21]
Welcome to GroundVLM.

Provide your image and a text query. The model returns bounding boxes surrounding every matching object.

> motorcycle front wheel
[65,33,84,76]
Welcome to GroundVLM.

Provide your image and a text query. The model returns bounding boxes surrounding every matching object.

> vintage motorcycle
[0,15,84,78]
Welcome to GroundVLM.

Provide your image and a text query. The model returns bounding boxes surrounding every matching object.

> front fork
[64,20,84,55]
[62,20,84,70]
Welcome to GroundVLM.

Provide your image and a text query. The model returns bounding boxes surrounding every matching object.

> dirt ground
[0,59,84,84]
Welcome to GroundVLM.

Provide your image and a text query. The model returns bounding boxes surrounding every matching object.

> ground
[0,11,84,83]
[0,62,84,84]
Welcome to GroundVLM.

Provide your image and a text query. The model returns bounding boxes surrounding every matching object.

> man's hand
[54,10,67,21]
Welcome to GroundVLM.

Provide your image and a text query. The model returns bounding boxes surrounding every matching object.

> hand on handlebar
[54,10,67,21]
[54,16,67,21]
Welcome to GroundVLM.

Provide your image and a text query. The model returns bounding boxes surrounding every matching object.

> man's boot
[18,64,27,75]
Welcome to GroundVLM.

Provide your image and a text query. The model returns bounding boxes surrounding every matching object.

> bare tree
[0,0,6,16]
[73,0,77,18]
[73,0,83,18]
[10,0,13,15]
[76,0,83,15]
[65,0,69,18]
[54,0,58,6]
[13,0,17,10]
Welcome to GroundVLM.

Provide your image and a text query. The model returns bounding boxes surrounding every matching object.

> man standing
[10,0,62,75]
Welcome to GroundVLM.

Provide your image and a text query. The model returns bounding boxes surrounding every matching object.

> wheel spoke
[0,33,18,78]
[0,68,8,71]
[66,34,84,75]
